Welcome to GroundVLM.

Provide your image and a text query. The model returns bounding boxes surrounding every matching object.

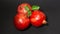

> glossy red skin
[14,14,30,30]
[30,10,46,27]
[17,3,32,15]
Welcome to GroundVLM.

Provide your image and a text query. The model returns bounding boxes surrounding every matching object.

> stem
[42,20,47,24]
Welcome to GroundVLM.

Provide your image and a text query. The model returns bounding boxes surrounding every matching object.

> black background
[1,0,60,34]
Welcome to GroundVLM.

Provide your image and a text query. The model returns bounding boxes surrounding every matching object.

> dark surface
[1,0,60,34]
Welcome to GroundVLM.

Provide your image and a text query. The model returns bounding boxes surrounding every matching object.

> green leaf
[28,10,32,17]
[32,5,40,10]
[25,6,32,17]
[25,6,30,11]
